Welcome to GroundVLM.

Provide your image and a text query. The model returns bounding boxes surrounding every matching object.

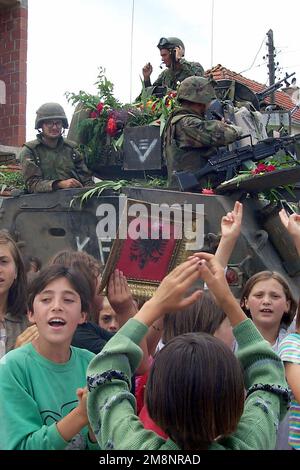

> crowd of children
[0,202,299,451]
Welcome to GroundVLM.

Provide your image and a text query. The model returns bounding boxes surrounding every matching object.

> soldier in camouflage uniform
[20,103,94,193]
[163,76,243,188]
[142,37,204,93]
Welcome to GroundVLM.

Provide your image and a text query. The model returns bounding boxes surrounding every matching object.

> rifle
[256,72,295,102]
[207,72,296,117]
[174,134,300,192]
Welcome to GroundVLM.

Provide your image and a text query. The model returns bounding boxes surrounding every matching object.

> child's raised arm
[191,252,247,327]
[215,201,243,268]
[107,269,149,375]
[279,208,300,256]
[87,253,289,450]
[134,258,203,327]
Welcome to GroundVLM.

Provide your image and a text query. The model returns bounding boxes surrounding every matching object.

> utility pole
[266,29,276,104]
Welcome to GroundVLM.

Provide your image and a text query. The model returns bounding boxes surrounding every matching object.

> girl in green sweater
[87,253,289,450]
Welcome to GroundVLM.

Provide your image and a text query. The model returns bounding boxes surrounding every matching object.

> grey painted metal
[0,187,299,300]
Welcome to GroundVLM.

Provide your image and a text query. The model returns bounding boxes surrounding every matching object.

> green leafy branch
[70,180,129,208]
[0,169,25,191]
[94,67,121,109]
[70,177,168,208]
[65,90,100,110]
[260,184,296,203]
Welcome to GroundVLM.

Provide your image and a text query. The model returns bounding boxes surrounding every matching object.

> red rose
[254,163,268,174]
[106,117,117,136]
[266,165,276,172]
[96,102,104,113]
[90,111,98,119]
[202,188,215,195]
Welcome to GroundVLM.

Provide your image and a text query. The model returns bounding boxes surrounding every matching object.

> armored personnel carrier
[1,77,300,299]
[0,184,299,299]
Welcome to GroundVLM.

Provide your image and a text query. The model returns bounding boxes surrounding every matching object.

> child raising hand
[87,255,289,450]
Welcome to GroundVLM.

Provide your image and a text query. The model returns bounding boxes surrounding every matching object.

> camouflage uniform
[20,135,94,193]
[145,59,204,91]
[163,76,243,188]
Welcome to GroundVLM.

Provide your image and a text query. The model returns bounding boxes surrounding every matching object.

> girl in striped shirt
[278,209,300,450]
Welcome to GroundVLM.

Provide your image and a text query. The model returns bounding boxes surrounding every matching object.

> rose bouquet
[66,67,177,167]
[219,152,297,201]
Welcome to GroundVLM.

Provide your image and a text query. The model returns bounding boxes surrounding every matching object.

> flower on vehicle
[90,111,98,119]
[251,163,277,174]
[220,154,297,202]
[65,67,178,167]
[96,102,104,113]
[106,117,118,136]
[201,188,215,195]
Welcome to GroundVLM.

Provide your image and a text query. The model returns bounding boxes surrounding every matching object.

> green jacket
[163,106,241,187]
[145,59,204,90]
[87,318,289,450]
[20,135,94,193]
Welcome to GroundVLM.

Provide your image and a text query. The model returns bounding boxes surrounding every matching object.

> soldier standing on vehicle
[20,103,94,193]
[163,76,243,188]
[142,37,204,94]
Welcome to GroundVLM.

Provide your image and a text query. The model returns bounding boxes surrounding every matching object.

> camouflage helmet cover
[177,76,216,104]
[35,102,69,129]
[157,37,185,55]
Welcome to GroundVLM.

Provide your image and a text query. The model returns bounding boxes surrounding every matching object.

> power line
[129,0,135,103]
[280,65,300,69]
[276,48,300,55]
[237,35,266,75]
[230,60,268,82]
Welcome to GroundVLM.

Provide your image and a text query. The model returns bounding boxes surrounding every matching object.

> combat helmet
[35,103,69,129]
[157,37,185,55]
[177,76,216,104]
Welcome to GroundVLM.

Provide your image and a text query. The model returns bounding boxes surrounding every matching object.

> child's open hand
[152,257,202,314]
[279,208,300,239]
[107,269,137,316]
[191,253,247,326]
[14,324,39,349]
[191,252,232,306]
[76,387,88,424]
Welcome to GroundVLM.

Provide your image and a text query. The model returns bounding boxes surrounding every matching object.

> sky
[26,0,300,139]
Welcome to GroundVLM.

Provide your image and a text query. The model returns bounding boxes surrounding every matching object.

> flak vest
[23,138,84,183]
[163,109,211,188]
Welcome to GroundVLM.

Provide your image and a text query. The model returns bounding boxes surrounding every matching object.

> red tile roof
[206,64,300,123]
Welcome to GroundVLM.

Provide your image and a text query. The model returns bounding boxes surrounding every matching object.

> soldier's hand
[230,124,244,137]
[142,62,153,80]
[57,179,83,189]
[221,117,233,125]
